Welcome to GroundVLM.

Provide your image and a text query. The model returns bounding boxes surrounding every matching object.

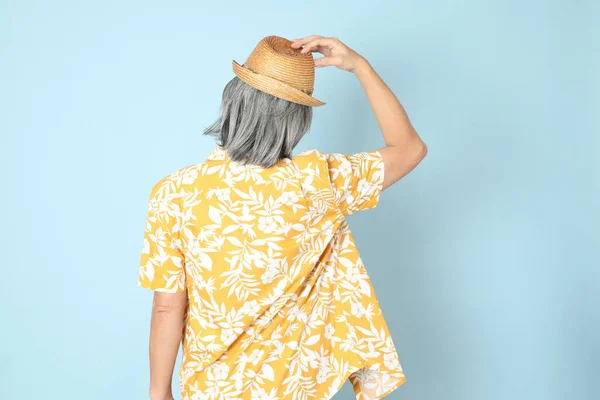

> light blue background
[1,1,598,399]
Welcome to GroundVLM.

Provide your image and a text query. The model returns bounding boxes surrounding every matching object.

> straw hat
[232,35,325,107]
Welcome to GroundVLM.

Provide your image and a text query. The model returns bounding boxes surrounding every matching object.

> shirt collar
[206,145,228,161]
[206,145,293,167]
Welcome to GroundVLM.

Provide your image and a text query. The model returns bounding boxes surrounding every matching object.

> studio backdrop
[1,1,598,399]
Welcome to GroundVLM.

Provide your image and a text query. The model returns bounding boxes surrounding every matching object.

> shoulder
[291,149,347,190]
[293,148,379,165]
[291,148,331,169]
[148,162,203,200]
[292,148,373,173]
[292,149,333,182]
[293,148,325,161]
[291,148,363,175]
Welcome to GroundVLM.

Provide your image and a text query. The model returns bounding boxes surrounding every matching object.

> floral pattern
[138,145,406,399]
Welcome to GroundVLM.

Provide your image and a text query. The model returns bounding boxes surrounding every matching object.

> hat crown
[244,36,315,93]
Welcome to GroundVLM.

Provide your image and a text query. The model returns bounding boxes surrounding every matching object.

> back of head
[204,76,313,168]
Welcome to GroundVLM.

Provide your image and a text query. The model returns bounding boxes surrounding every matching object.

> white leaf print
[287,341,298,350]
[170,256,182,267]
[339,257,354,268]
[358,278,371,296]
[292,223,305,231]
[199,251,212,271]
[304,334,320,345]
[146,264,154,281]
[222,224,238,235]
[206,165,221,174]
[183,227,196,240]
[227,236,243,247]
[266,241,282,251]
[261,363,275,381]
[208,206,221,224]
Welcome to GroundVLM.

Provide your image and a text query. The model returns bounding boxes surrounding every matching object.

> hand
[290,35,366,73]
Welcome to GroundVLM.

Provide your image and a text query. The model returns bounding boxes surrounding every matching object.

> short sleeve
[137,187,186,293]
[326,150,385,216]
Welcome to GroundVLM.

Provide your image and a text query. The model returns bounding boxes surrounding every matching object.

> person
[138,35,427,400]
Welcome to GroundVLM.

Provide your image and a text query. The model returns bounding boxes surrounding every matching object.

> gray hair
[204,76,313,168]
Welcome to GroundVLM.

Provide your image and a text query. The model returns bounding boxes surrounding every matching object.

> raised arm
[291,36,427,190]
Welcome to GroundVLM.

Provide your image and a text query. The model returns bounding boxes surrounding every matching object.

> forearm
[149,297,186,400]
[353,57,422,149]
[292,34,427,189]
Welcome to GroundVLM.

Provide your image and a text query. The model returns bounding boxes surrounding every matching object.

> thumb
[314,56,342,68]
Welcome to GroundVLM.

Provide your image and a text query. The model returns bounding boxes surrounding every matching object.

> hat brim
[232,60,325,107]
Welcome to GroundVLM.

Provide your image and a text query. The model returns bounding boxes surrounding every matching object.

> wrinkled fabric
[138,145,406,399]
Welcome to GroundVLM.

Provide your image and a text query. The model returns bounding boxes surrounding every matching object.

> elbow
[414,140,428,163]
[419,140,427,155]
[404,129,427,162]
[152,303,183,315]
[151,301,187,325]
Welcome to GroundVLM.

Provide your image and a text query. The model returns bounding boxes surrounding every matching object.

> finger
[314,56,342,68]
[300,37,334,54]
[290,35,321,48]
[292,35,320,43]
[306,46,333,57]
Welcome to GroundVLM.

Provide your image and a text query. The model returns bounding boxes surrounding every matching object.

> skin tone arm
[148,291,187,400]
[291,36,427,190]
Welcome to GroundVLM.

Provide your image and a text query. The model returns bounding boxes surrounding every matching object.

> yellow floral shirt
[138,145,406,400]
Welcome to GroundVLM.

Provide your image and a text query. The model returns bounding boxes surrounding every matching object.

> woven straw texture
[232,36,325,107]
